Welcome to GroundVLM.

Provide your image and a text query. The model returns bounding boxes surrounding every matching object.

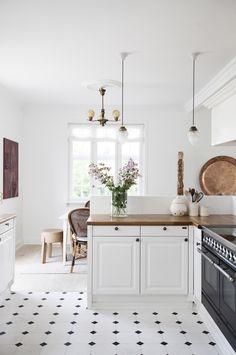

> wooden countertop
[87,214,236,227]
[0,214,16,224]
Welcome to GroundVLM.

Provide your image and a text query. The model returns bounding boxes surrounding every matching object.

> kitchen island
[87,213,236,309]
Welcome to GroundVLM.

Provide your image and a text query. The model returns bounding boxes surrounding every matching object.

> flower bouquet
[89,159,140,217]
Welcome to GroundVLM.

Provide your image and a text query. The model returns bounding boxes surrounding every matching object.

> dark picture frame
[3,138,19,199]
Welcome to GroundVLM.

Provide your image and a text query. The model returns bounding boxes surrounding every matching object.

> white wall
[90,196,234,215]
[21,104,236,243]
[0,85,23,247]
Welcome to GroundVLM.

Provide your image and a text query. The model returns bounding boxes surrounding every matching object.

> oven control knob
[228,252,233,261]
[233,255,236,263]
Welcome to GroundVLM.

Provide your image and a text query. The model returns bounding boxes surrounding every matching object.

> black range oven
[200,226,236,351]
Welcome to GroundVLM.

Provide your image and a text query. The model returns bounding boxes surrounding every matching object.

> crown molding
[185,56,236,112]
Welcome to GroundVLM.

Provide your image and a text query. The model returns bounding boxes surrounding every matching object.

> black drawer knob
[115,227,119,231]
[163,227,167,231]
[184,238,188,242]
[196,242,201,246]
[136,238,140,242]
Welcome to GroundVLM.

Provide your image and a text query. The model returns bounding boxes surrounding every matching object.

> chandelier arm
[102,89,104,117]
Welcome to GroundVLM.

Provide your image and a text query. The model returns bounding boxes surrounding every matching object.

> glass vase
[111,190,128,217]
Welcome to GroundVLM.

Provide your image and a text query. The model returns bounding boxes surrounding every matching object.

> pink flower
[88,158,141,192]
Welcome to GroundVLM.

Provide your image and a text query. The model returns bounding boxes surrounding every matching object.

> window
[68,124,145,202]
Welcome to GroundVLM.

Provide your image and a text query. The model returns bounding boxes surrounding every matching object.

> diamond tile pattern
[0,290,223,355]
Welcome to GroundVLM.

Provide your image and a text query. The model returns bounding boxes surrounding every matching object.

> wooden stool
[41,229,63,264]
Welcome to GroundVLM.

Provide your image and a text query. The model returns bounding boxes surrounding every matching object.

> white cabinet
[91,225,189,297]
[0,217,15,296]
[141,236,188,294]
[193,227,202,303]
[93,225,140,237]
[93,236,140,294]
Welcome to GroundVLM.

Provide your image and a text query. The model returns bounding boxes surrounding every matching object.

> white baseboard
[199,304,235,355]
[23,241,41,245]
[15,241,24,251]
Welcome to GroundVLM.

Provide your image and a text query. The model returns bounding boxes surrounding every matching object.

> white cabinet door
[93,237,140,294]
[0,230,14,294]
[193,227,202,303]
[141,237,188,294]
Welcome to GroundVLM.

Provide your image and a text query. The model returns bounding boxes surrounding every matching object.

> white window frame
[68,123,145,203]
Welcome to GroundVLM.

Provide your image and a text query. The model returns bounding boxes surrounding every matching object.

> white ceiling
[0,0,236,107]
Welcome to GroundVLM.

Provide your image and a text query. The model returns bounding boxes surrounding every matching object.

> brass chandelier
[87,87,120,127]
[86,53,129,140]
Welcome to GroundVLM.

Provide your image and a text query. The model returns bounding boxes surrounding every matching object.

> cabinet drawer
[0,219,14,235]
[93,225,140,237]
[141,225,188,237]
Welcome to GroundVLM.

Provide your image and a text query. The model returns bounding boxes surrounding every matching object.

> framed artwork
[3,138,19,199]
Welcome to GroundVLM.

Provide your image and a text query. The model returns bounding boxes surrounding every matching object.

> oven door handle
[197,248,235,283]
[197,247,214,265]
[213,263,235,283]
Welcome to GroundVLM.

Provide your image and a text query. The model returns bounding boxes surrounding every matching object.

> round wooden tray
[199,156,236,195]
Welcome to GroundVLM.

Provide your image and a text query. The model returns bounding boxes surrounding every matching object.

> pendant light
[118,52,129,141]
[187,52,199,145]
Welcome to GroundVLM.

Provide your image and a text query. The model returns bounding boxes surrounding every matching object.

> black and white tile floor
[0,291,222,355]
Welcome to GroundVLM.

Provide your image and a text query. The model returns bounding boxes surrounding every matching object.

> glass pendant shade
[118,125,129,142]
[118,52,129,141]
[187,126,199,145]
[187,52,200,145]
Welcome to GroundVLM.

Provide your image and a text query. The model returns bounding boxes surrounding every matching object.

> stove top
[207,226,236,246]
[202,225,236,268]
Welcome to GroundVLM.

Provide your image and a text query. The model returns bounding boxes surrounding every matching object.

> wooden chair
[68,208,90,273]
[85,200,90,208]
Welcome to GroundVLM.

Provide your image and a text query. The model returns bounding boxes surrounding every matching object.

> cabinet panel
[141,226,188,237]
[193,227,202,303]
[93,225,140,237]
[0,219,14,235]
[141,237,188,294]
[0,229,14,293]
[93,237,140,294]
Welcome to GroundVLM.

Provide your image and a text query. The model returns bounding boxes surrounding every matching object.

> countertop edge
[87,214,236,227]
[0,214,17,224]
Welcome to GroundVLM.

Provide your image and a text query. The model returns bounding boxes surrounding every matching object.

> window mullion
[117,141,122,183]
[91,134,97,195]
[68,124,145,202]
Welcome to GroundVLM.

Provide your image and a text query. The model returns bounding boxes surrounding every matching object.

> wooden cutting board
[199,156,236,195]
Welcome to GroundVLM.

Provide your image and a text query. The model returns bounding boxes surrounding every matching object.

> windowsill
[66,200,88,206]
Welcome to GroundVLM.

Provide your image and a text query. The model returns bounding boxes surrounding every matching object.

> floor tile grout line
[0,291,223,355]
[174,311,196,355]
